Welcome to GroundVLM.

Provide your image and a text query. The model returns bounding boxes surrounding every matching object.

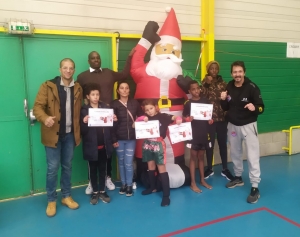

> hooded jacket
[220,77,264,126]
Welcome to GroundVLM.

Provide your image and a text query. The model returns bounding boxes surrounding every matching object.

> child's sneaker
[247,187,260,204]
[85,181,93,195]
[204,168,214,179]
[226,176,244,188]
[106,176,115,190]
[99,192,111,203]
[90,192,99,205]
[126,186,133,197]
[132,182,137,190]
[119,185,127,195]
[221,169,234,181]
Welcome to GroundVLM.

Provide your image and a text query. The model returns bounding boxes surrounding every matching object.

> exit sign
[7,21,33,34]
[11,25,30,31]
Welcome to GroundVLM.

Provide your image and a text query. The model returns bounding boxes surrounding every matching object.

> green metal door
[23,35,112,193]
[0,35,32,199]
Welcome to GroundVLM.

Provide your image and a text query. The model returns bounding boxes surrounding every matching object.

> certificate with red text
[88,108,113,127]
[168,122,193,144]
[190,103,213,120]
[135,120,160,139]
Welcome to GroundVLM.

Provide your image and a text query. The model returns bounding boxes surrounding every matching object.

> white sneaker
[85,181,93,195]
[132,182,137,190]
[106,176,115,190]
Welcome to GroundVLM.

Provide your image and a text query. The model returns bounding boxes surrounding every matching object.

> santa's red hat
[158,7,182,50]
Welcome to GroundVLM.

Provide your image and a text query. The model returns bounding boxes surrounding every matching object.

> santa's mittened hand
[177,75,193,94]
[142,21,161,45]
[146,21,159,33]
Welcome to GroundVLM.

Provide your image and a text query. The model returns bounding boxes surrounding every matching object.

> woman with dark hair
[110,81,143,196]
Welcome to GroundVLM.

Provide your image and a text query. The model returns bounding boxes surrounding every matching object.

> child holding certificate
[80,83,115,205]
[183,81,213,193]
[136,99,182,207]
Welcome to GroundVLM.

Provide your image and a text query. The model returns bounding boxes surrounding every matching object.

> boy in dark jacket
[80,83,114,205]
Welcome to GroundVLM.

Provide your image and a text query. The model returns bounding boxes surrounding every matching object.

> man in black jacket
[220,61,264,204]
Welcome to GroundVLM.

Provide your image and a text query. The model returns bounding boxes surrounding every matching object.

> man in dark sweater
[220,61,264,204]
[77,49,134,193]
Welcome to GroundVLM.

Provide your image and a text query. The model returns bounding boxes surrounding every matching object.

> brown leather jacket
[33,77,83,148]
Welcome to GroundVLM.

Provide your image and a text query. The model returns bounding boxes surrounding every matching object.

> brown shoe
[61,196,79,209]
[46,202,56,217]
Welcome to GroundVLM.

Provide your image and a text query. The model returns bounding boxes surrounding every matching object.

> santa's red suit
[131,38,187,165]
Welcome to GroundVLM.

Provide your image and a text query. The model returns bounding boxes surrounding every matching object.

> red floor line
[265,208,300,228]
[160,207,300,237]
[159,208,265,237]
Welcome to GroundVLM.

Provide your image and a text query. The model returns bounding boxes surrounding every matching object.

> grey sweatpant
[227,122,261,187]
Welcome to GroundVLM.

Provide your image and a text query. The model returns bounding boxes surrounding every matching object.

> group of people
[33,50,135,217]
[33,48,264,217]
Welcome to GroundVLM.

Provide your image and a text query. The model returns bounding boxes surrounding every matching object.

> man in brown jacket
[33,58,83,217]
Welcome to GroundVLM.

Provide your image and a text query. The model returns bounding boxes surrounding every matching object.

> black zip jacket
[220,77,264,126]
[80,103,113,161]
[110,98,143,143]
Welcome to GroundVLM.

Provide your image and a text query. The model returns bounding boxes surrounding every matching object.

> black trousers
[88,148,107,192]
[205,121,228,170]
[106,155,112,177]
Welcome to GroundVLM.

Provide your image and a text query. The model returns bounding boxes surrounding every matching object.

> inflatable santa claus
[131,8,190,187]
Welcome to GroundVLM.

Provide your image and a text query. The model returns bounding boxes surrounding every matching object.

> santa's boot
[160,172,170,207]
[142,170,156,195]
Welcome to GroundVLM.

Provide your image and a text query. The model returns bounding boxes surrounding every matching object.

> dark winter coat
[110,98,143,143]
[80,103,113,161]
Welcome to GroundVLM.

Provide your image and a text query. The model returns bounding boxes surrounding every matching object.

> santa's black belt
[137,98,185,106]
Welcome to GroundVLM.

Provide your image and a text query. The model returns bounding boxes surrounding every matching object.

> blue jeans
[115,140,136,186]
[45,132,75,202]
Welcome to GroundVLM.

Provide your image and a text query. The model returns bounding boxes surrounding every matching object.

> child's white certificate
[168,122,193,144]
[135,120,160,139]
[190,103,213,120]
[88,108,114,127]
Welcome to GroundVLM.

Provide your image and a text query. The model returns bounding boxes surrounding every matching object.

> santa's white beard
[146,53,183,81]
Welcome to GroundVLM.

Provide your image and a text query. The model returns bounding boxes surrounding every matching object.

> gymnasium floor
[1,153,300,237]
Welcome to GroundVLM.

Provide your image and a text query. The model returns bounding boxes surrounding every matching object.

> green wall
[118,39,300,134]
[0,33,115,200]
[215,40,300,133]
